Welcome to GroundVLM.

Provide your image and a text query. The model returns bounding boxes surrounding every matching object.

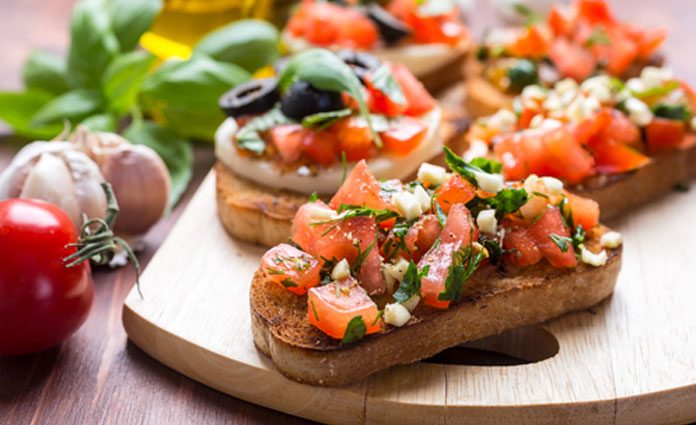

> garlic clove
[62,149,107,223]
[0,141,73,199]
[20,153,82,226]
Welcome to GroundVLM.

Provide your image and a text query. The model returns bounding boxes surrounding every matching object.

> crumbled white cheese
[383,267,396,294]
[476,209,497,235]
[487,109,517,133]
[473,170,504,193]
[417,162,447,186]
[463,139,489,162]
[539,118,563,130]
[566,94,601,124]
[306,204,337,222]
[401,294,421,312]
[626,78,646,93]
[543,93,565,114]
[391,191,422,220]
[384,302,411,327]
[581,75,612,103]
[640,66,673,89]
[385,258,410,282]
[412,184,431,212]
[521,84,547,106]
[580,245,608,267]
[600,231,623,249]
[555,78,579,97]
[529,114,544,128]
[540,176,564,196]
[331,259,351,281]
[624,97,654,126]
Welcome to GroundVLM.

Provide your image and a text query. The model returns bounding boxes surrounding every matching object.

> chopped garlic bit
[521,85,547,107]
[463,139,489,162]
[412,184,431,212]
[476,209,497,235]
[385,258,410,283]
[417,162,447,186]
[640,66,673,89]
[600,231,623,249]
[580,75,612,103]
[540,176,564,196]
[487,109,517,133]
[555,78,579,96]
[391,191,422,220]
[624,97,653,126]
[331,259,351,281]
[473,170,504,193]
[384,302,411,327]
[580,245,608,267]
[401,294,421,312]
[307,204,337,222]
[566,94,601,124]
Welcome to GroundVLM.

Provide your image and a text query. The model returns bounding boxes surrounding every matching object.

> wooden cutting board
[123,171,696,425]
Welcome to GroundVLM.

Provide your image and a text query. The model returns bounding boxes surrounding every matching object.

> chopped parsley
[438,245,485,302]
[470,157,503,174]
[653,103,692,121]
[342,316,367,344]
[393,261,429,303]
[236,107,293,155]
[280,278,298,288]
[549,233,572,253]
[369,64,407,106]
[351,240,376,274]
[444,146,487,187]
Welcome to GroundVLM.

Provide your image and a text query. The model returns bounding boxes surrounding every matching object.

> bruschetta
[464,67,696,220]
[282,0,472,94]
[466,0,667,117]
[250,149,623,386]
[215,48,447,246]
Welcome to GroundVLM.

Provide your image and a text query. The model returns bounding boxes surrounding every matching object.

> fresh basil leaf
[278,49,381,147]
[23,50,69,95]
[194,19,279,73]
[342,315,367,344]
[393,262,428,303]
[479,235,504,265]
[67,0,120,90]
[444,146,483,187]
[487,188,529,215]
[236,107,294,154]
[139,54,250,141]
[30,89,103,127]
[434,197,447,227]
[80,113,118,132]
[123,120,193,208]
[369,64,406,106]
[438,245,484,302]
[333,204,399,223]
[549,233,572,253]
[109,0,163,52]
[653,103,691,121]
[469,157,502,174]
[0,91,62,139]
[102,50,156,114]
[301,108,351,130]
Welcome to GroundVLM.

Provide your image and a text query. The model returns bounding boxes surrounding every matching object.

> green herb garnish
[653,103,691,121]
[342,315,367,344]
[301,108,351,131]
[438,245,485,302]
[369,64,407,106]
[549,233,572,253]
[236,107,293,155]
[393,261,429,303]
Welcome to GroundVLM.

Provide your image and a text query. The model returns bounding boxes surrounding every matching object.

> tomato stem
[64,183,143,299]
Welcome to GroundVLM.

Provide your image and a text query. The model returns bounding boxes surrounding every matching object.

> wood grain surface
[1,0,696,424]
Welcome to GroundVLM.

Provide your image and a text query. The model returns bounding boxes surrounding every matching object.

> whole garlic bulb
[0,142,108,227]
[70,126,171,238]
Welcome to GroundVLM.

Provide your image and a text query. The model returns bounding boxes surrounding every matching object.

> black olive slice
[337,49,382,83]
[219,78,280,118]
[280,81,345,121]
[366,4,411,45]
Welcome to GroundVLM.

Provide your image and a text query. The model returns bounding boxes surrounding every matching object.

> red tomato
[548,5,574,36]
[302,2,341,45]
[576,0,614,25]
[573,108,612,145]
[380,118,427,156]
[268,124,307,164]
[494,133,529,180]
[597,109,641,147]
[549,38,597,81]
[336,9,380,49]
[330,160,394,212]
[390,63,436,116]
[503,228,544,267]
[260,244,321,295]
[366,74,409,117]
[0,199,94,355]
[508,25,549,58]
[418,204,478,309]
[592,140,650,174]
[307,277,381,340]
[645,118,686,155]
[302,130,340,167]
[434,174,476,214]
[542,127,596,184]
[605,33,638,77]
[381,214,441,262]
[332,117,377,161]
[637,27,668,59]
[526,207,577,268]
[566,193,600,230]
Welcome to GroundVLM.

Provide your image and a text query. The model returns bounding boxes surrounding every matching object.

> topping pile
[259,149,620,343]
[286,0,469,50]
[467,66,696,184]
[219,49,436,169]
[477,0,667,93]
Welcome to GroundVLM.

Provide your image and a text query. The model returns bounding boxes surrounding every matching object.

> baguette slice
[251,233,622,387]
[463,58,513,119]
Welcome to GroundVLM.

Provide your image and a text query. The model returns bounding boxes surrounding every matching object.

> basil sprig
[278,49,383,148]
[235,107,294,155]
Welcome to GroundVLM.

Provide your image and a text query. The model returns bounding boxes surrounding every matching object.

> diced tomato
[287,1,379,49]
[573,109,612,145]
[302,130,340,167]
[410,14,469,46]
[596,109,641,147]
[307,277,381,340]
[637,27,668,59]
[576,0,614,25]
[507,25,549,58]
[380,117,427,156]
[366,70,409,117]
[331,117,377,162]
[261,244,321,295]
[494,133,529,181]
[518,108,537,130]
[268,124,307,164]
[301,2,341,45]
[549,38,597,81]
[503,228,543,267]
[336,11,379,49]
[526,207,577,268]
[390,63,436,116]
[548,5,575,36]
[434,174,476,214]
[291,200,336,255]
[645,118,686,155]
[605,33,638,77]
[330,160,394,212]
[542,127,595,184]
[566,193,600,230]
[381,214,441,262]
[418,204,478,309]
[592,140,650,174]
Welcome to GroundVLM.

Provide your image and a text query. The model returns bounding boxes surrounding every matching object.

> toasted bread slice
[250,233,622,387]
[463,58,513,119]
[417,50,468,95]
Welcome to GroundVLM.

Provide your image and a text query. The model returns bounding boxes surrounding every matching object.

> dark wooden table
[0,1,694,424]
